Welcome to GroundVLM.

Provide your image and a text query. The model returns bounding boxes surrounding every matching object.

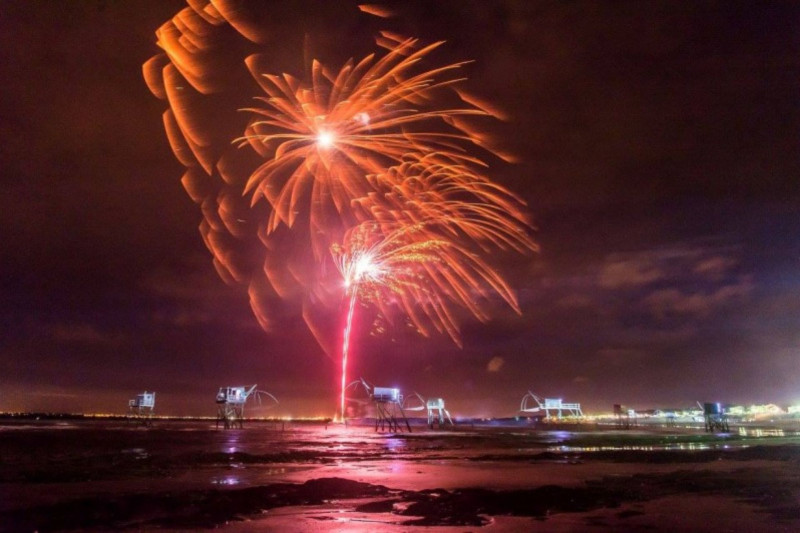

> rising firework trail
[339,292,358,421]
[333,222,426,421]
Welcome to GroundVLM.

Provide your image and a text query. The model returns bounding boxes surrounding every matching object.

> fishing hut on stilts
[215,385,278,429]
[128,391,155,425]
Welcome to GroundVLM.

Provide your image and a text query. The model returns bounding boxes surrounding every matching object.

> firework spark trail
[144,1,299,335]
[360,156,537,255]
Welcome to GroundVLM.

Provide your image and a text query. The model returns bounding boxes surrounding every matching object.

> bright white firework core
[316,130,334,148]
[344,253,379,288]
[355,254,376,280]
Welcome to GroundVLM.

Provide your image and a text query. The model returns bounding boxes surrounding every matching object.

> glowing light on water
[385,437,405,452]
[738,427,785,438]
[212,476,241,486]
[549,443,717,453]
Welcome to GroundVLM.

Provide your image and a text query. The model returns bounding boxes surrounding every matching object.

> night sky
[1,0,798,417]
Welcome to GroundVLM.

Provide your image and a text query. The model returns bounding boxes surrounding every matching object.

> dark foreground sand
[1,421,799,532]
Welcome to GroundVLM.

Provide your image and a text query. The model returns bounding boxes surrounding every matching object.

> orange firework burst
[238,36,506,255]
[357,154,538,255]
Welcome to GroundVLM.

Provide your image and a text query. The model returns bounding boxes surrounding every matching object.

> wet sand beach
[1,420,799,531]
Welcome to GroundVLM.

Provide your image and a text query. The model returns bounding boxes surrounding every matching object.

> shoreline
[2,422,799,531]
